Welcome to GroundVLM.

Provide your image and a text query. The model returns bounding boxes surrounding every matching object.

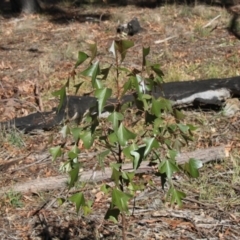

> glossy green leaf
[104,207,120,223]
[144,138,159,157]
[183,158,202,178]
[60,125,70,139]
[130,146,145,170]
[159,98,172,112]
[177,123,189,134]
[117,123,136,146]
[97,149,110,170]
[115,39,134,62]
[80,131,93,149]
[93,79,104,89]
[151,98,161,117]
[122,79,132,97]
[159,159,179,178]
[68,163,80,188]
[168,150,178,160]
[142,46,150,67]
[173,109,185,121]
[112,188,132,212]
[68,192,85,213]
[95,88,112,114]
[167,187,186,207]
[81,61,100,86]
[52,86,66,111]
[71,127,82,143]
[68,145,80,162]
[111,166,122,187]
[74,82,84,95]
[75,51,89,68]
[68,152,78,162]
[123,143,138,159]
[100,66,112,80]
[108,132,118,144]
[151,64,164,79]
[130,150,140,170]
[49,146,62,161]
[108,112,123,131]
[187,124,198,131]
[109,41,117,59]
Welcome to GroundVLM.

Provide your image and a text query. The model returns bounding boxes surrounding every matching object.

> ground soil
[0,2,240,240]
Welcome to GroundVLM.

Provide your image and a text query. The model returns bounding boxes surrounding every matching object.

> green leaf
[130,146,145,170]
[49,146,62,161]
[177,123,189,134]
[68,145,80,162]
[80,131,93,149]
[97,150,110,170]
[117,123,136,146]
[142,46,150,67]
[100,184,111,194]
[95,88,112,114]
[115,39,134,62]
[111,188,132,213]
[123,143,138,159]
[172,139,183,151]
[151,97,161,117]
[81,61,100,86]
[173,109,185,121]
[183,158,203,178]
[68,151,78,161]
[130,150,140,170]
[68,192,85,213]
[167,187,186,207]
[52,86,66,111]
[74,82,84,95]
[144,138,159,157]
[108,112,123,131]
[151,64,164,80]
[111,166,122,187]
[158,98,172,112]
[71,127,82,143]
[104,207,120,223]
[57,198,65,205]
[159,159,179,178]
[122,79,132,97]
[60,125,70,139]
[168,150,178,160]
[109,41,117,59]
[100,66,112,80]
[75,51,89,68]
[68,163,80,188]
[108,132,118,144]
[133,74,146,94]
[93,79,104,89]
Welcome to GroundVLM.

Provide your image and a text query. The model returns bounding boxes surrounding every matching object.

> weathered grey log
[0,145,228,195]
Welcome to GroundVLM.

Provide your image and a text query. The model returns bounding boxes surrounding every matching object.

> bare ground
[0,3,240,239]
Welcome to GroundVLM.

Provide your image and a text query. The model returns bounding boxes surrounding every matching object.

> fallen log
[0,145,228,195]
[1,76,240,132]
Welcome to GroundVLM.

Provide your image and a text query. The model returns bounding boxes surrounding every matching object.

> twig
[203,15,221,28]
[10,155,50,174]
[154,35,177,44]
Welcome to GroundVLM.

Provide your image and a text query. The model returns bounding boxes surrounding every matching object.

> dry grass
[0,2,240,239]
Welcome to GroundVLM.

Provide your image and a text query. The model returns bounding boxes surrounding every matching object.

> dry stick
[0,145,228,196]
[203,15,221,29]
[34,82,44,112]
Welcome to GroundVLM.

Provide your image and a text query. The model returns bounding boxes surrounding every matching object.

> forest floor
[0,2,240,239]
